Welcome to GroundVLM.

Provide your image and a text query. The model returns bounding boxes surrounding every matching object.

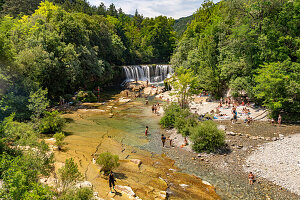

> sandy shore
[156,91,269,121]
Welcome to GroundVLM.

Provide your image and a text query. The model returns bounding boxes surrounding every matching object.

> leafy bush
[58,188,93,200]
[58,158,82,192]
[39,111,65,134]
[160,103,182,128]
[0,92,31,121]
[76,91,97,103]
[28,88,50,120]
[54,132,66,151]
[96,152,120,174]
[23,183,54,200]
[0,152,54,199]
[1,114,38,147]
[175,115,198,136]
[160,103,197,136]
[190,121,225,153]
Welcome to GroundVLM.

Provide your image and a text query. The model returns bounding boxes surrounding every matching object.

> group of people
[271,114,282,126]
[219,97,250,109]
[151,103,160,114]
[161,134,173,147]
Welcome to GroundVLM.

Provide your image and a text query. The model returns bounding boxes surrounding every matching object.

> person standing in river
[161,134,166,147]
[109,171,116,193]
[145,126,149,136]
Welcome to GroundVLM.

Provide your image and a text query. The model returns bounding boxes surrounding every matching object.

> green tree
[254,61,300,119]
[39,111,65,134]
[27,88,49,120]
[96,152,120,174]
[58,158,82,192]
[1,0,42,17]
[53,132,65,151]
[168,66,200,108]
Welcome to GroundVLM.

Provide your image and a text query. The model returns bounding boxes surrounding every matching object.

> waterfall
[122,65,173,84]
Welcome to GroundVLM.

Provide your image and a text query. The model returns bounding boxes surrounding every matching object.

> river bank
[159,121,300,200]
[50,95,220,200]
[50,88,300,200]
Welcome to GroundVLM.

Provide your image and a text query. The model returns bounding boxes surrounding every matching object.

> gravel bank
[245,134,300,196]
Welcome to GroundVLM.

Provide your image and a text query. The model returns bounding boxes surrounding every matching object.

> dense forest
[0,0,176,120]
[171,0,299,119]
[0,0,299,198]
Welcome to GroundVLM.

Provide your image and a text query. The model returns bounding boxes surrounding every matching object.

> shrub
[58,188,93,200]
[54,132,65,151]
[190,121,225,153]
[39,111,65,134]
[175,115,198,136]
[23,183,54,199]
[1,114,38,147]
[96,152,120,174]
[160,103,182,128]
[76,91,97,102]
[58,158,82,192]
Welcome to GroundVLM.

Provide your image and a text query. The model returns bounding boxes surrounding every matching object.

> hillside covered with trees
[0,0,176,120]
[0,0,299,198]
[171,0,299,119]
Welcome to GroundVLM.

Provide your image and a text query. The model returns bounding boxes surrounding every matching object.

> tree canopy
[0,1,176,120]
[171,0,300,119]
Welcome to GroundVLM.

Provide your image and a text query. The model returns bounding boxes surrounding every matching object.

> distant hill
[174,15,193,37]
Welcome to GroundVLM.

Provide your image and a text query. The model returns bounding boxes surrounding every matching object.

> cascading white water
[122,65,173,84]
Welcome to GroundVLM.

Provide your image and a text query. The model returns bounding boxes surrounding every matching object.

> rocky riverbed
[246,133,300,196]
[50,87,300,200]
[153,121,300,200]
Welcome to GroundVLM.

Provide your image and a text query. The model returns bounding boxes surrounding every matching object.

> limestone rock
[130,159,142,167]
[179,184,189,188]
[75,181,93,189]
[93,192,105,200]
[159,191,167,199]
[202,180,212,186]
[115,185,136,198]
[39,177,58,188]
[217,125,226,131]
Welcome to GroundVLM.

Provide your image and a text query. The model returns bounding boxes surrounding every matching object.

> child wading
[145,126,149,136]
[109,171,116,193]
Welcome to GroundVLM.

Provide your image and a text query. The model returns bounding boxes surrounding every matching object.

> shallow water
[65,99,162,148]
[63,97,300,200]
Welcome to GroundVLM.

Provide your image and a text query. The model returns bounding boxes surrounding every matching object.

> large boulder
[130,159,142,167]
[115,185,136,198]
